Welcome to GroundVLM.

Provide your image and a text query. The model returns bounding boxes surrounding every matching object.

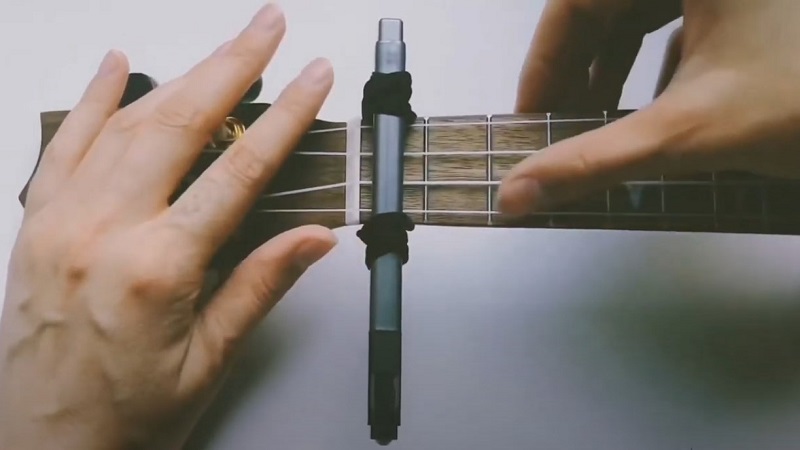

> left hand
[0,4,335,449]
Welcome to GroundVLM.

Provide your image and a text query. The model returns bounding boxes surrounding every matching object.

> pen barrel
[367,103,405,447]
[366,18,408,445]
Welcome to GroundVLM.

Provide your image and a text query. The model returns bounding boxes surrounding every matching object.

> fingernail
[250,3,284,30]
[295,235,337,269]
[96,50,119,76]
[298,58,333,85]
[497,177,548,216]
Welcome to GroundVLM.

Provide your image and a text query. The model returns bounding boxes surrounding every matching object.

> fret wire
[712,171,719,231]
[545,112,552,146]
[423,116,430,223]
[486,114,493,225]
[603,111,611,216]
[545,112,554,227]
[761,183,769,233]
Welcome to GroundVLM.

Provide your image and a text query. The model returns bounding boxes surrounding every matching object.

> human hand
[0,4,336,449]
[498,0,800,215]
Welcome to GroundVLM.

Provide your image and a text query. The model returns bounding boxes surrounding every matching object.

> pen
[367,18,407,446]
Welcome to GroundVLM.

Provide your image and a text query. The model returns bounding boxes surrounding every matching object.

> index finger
[515,0,616,113]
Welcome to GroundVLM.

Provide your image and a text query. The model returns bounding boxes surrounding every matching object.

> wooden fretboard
[360,111,800,235]
[30,104,800,261]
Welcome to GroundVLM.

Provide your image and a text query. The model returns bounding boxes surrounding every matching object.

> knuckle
[119,251,186,300]
[246,259,302,303]
[203,314,238,367]
[259,101,313,144]
[62,252,93,287]
[106,110,140,133]
[65,253,97,279]
[48,232,99,290]
[575,150,595,175]
[274,102,309,130]
[151,96,209,133]
[251,273,286,303]
[275,87,317,122]
[125,269,175,299]
[222,140,270,187]
[224,46,264,75]
[193,316,233,378]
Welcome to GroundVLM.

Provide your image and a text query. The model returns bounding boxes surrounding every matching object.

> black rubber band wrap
[361,71,418,125]
[356,212,415,269]
[357,71,418,269]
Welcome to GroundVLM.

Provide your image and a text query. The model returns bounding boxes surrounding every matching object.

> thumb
[497,91,709,216]
[194,225,336,368]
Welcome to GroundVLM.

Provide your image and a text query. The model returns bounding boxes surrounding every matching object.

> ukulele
[17,67,800,445]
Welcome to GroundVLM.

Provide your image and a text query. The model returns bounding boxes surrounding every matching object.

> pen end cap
[378,18,403,41]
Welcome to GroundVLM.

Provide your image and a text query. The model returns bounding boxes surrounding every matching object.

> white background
[3,1,800,449]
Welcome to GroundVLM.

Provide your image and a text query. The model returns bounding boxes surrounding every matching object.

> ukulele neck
[31,104,800,264]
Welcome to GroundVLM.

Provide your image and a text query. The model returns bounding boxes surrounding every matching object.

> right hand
[499,0,800,215]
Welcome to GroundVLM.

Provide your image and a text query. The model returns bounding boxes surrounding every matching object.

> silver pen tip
[378,18,403,41]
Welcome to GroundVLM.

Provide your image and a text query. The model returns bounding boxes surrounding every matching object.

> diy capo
[357,18,417,445]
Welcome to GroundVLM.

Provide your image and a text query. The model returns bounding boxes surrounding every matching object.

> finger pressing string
[497,94,695,215]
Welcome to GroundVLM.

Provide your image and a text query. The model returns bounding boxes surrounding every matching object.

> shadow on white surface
[184,227,800,450]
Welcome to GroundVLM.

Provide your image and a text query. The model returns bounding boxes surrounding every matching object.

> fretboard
[29,104,800,262]
[359,111,800,236]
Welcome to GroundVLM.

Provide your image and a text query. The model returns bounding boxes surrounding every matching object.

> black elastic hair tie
[361,71,418,126]
[357,213,415,269]
[357,70,417,269]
